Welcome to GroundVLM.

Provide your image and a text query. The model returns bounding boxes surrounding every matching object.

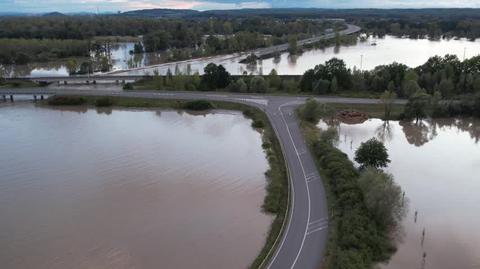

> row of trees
[358,18,480,40]
[299,98,406,268]
[137,64,298,93]
[0,16,336,41]
[299,55,480,98]
[0,38,89,64]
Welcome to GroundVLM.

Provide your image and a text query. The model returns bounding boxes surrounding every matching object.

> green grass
[0,80,40,88]
[44,95,289,269]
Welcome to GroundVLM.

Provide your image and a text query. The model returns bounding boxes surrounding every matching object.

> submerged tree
[354,138,391,169]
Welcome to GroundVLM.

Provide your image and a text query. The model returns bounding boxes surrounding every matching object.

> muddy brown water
[318,118,480,269]
[0,103,272,269]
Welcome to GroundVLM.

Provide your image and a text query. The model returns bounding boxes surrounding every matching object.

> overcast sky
[1,0,479,13]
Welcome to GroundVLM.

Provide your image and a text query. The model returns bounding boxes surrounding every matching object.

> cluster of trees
[311,127,405,269]
[402,88,480,121]
[299,100,406,268]
[300,55,480,98]
[0,39,89,64]
[358,18,480,40]
[138,64,299,93]
[0,15,340,65]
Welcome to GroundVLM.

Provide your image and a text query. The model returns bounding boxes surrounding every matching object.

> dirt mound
[336,110,368,124]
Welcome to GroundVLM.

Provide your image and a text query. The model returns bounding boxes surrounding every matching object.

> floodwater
[4,36,480,77]
[317,117,480,269]
[0,102,272,269]
[114,35,480,76]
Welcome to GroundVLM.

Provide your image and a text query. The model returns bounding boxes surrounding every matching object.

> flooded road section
[0,103,272,269]
[318,118,480,269]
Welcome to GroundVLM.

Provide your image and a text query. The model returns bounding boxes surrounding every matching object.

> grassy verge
[0,80,40,88]
[44,95,288,269]
[298,105,398,269]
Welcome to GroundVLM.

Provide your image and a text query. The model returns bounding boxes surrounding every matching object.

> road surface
[0,88,402,269]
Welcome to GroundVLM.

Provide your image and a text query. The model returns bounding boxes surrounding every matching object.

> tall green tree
[354,138,391,169]
[380,90,397,120]
[404,89,432,122]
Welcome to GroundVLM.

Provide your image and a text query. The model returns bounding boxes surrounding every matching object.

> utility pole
[360,54,363,70]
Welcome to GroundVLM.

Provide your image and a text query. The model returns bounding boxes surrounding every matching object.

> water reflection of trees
[375,121,394,143]
[322,117,480,147]
[399,120,431,147]
[400,118,480,146]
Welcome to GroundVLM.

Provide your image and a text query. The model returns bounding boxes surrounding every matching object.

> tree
[288,35,298,54]
[300,98,321,123]
[133,42,144,54]
[358,167,406,230]
[228,78,247,92]
[380,90,397,120]
[268,69,281,90]
[312,79,330,94]
[66,58,78,75]
[402,80,421,98]
[201,63,231,90]
[216,64,231,88]
[438,78,455,98]
[354,138,391,169]
[250,76,268,93]
[330,77,338,93]
[143,30,170,52]
[314,58,352,90]
[300,69,315,92]
[404,89,431,122]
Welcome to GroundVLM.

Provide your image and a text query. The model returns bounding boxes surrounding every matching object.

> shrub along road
[0,88,405,269]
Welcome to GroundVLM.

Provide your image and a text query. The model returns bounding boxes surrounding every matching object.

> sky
[0,0,480,13]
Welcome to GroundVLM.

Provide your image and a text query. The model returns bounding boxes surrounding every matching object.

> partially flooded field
[318,118,480,269]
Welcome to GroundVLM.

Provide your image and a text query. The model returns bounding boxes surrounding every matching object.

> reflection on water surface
[0,103,272,269]
[318,117,480,269]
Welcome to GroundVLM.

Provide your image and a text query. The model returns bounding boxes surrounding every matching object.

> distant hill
[43,12,67,17]
[117,8,480,20]
[120,8,200,18]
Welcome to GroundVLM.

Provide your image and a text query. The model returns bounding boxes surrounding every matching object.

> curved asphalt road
[0,88,404,269]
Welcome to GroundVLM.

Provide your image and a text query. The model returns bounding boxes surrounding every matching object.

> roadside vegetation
[129,54,480,102]
[298,99,406,269]
[42,95,288,269]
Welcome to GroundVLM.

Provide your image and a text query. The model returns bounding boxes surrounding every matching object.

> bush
[123,83,134,90]
[300,98,321,123]
[249,76,268,93]
[48,96,86,106]
[252,119,265,128]
[95,97,113,107]
[182,100,214,110]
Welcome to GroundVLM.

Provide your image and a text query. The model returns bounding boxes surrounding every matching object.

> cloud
[0,0,479,13]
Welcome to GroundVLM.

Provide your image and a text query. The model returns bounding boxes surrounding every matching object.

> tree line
[299,55,480,97]
[0,15,339,65]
